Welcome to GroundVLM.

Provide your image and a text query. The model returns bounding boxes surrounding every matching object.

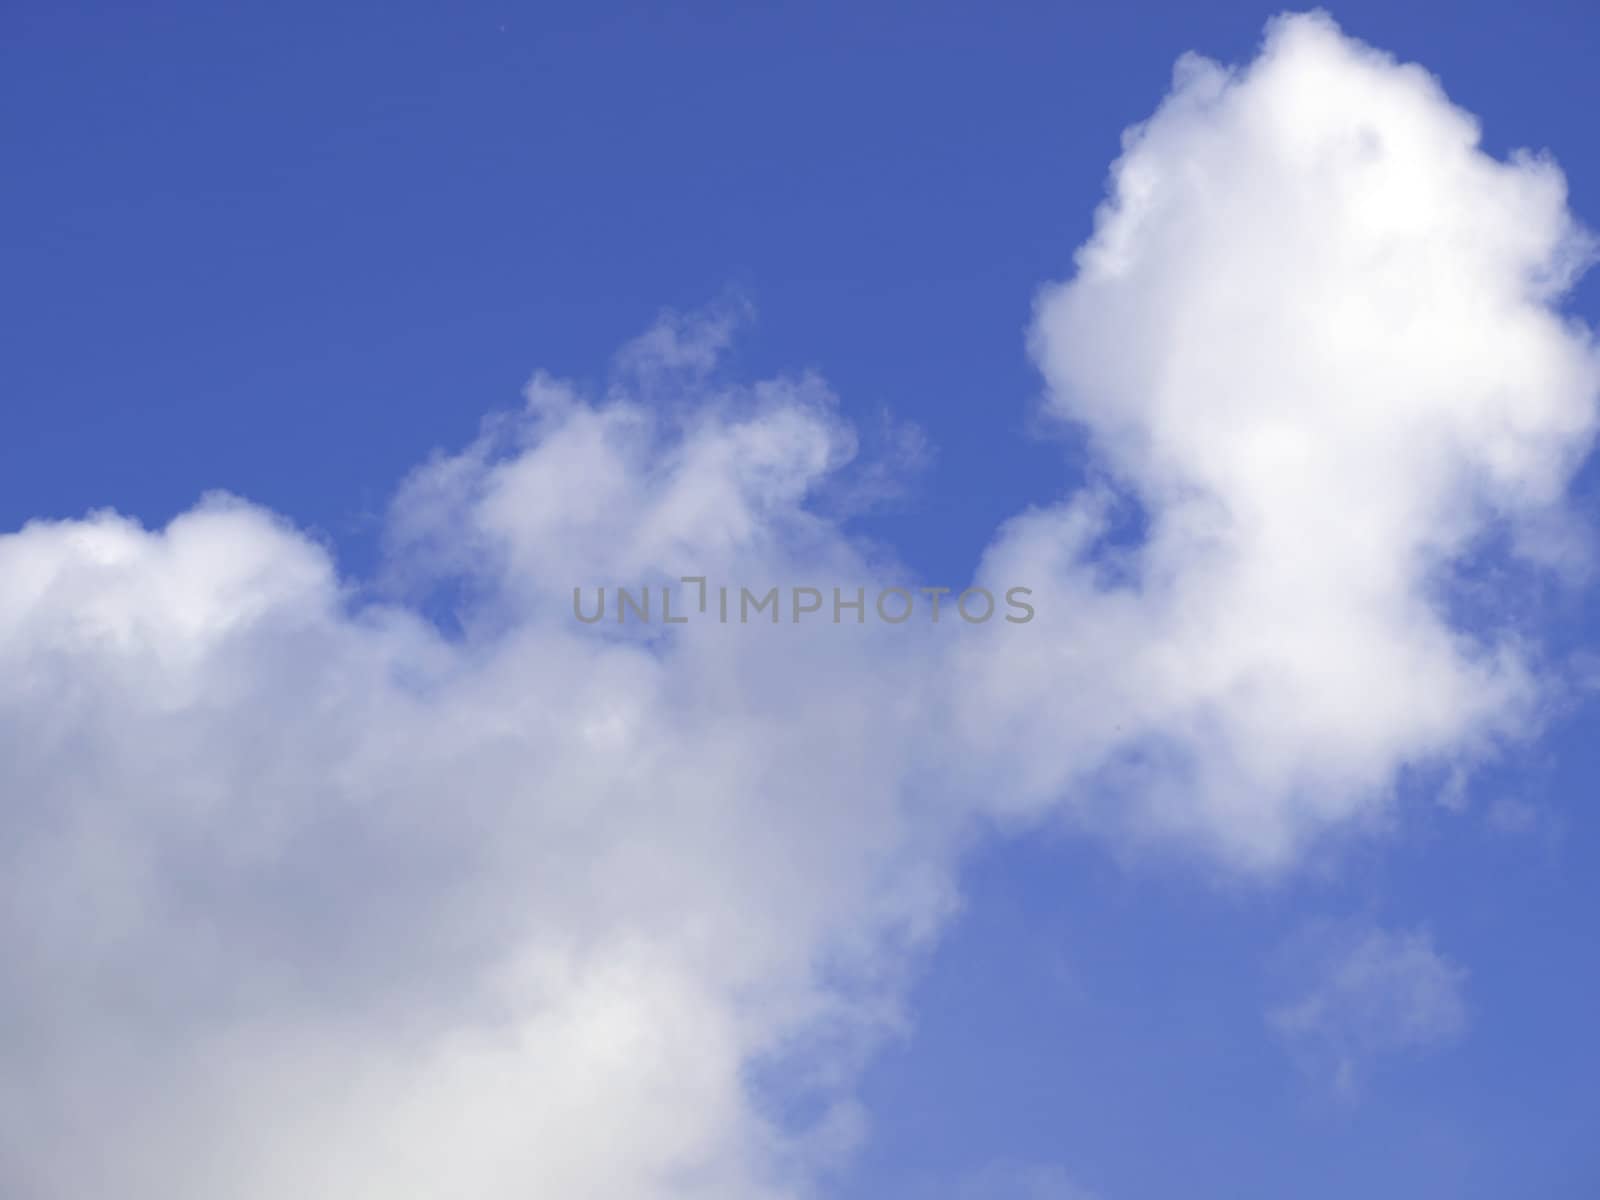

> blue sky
[4,4,1599,1198]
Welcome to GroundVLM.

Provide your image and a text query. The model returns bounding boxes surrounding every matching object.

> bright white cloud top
[974,11,1600,868]
[1,13,1594,1199]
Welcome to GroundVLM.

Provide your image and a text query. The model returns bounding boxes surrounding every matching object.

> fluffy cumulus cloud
[963,10,1599,867]
[1,12,1595,1199]
[0,352,949,1200]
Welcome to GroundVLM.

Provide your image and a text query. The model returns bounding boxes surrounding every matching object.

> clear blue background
[5,3,1597,1195]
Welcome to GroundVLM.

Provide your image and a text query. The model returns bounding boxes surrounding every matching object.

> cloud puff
[0,11,1594,1198]
[0,354,956,1200]
[1270,923,1469,1096]
[960,10,1599,867]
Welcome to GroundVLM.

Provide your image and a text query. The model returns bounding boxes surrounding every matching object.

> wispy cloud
[1270,923,1469,1097]
[952,1160,1102,1200]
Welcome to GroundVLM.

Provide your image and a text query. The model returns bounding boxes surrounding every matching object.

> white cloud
[0,359,952,1200]
[1270,923,1469,1096]
[959,10,1599,868]
[0,11,1595,1198]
